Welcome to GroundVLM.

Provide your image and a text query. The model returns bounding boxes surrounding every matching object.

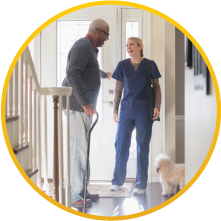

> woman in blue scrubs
[110,37,161,195]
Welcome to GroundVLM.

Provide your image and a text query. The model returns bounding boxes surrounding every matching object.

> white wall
[185,67,216,184]
[40,22,57,179]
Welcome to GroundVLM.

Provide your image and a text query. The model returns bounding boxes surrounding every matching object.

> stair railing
[5,46,72,208]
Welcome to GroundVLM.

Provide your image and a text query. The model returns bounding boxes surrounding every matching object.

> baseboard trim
[41,177,160,183]
[151,177,160,183]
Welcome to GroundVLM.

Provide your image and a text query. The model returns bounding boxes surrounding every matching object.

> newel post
[53,95,59,202]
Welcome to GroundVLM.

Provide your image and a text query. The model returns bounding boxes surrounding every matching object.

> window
[28,40,34,59]
[125,21,139,59]
[124,20,140,158]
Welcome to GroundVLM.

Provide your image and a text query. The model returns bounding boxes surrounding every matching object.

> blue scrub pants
[112,116,153,190]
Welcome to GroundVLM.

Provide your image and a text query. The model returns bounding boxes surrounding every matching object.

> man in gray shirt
[62,18,111,208]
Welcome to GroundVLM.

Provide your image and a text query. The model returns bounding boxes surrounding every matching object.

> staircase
[3,46,72,207]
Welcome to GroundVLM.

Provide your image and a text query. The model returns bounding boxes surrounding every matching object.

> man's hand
[153,108,160,120]
[82,103,96,115]
[106,72,112,80]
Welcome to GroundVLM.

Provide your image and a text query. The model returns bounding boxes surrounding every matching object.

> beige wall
[175,29,185,116]
[175,28,185,164]
[151,13,164,180]
[164,20,176,163]
[150,14,176,179]
[185,67,216,184]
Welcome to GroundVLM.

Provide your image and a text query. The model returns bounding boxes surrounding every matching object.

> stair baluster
[53,96,59,202]
[37,93,42,188]
[5,46,72,207]
[43,95,50,195]
[58,95,65,204]
[29,77,33,170]
[66,95,71,208]
[19,55,24,146]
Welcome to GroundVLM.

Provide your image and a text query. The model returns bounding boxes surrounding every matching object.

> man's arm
[66,45,91,107]
[99,69,112,80]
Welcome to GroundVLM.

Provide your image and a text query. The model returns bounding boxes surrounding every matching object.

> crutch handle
[89,112,99,135]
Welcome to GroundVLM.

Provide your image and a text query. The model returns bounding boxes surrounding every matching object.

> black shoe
[86,194,100,202]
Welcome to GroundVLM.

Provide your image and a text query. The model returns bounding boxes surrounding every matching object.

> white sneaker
[110,185,120,191]
[133,188,146,195]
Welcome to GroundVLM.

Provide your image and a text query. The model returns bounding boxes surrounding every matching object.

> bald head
[89,18,109,33]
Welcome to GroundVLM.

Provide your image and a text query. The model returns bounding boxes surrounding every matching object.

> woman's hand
[113,113,119,123]
[153,108,160,120]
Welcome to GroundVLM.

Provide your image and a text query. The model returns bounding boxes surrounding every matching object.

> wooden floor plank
[42,180,179,216]
[74,182,179,216]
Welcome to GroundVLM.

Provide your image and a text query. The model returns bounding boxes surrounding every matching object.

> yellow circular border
[1,1,221,220]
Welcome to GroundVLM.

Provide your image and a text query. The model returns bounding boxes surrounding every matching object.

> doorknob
[108,101,113,107]
[108,89,114,94]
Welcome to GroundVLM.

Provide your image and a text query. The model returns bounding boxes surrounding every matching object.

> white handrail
[23,47,72,96]
[7,46,72,207]
[23,46,71,205]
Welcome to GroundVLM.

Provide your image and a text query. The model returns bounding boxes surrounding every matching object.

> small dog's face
[154,153,171,173]
[154,160,161,173]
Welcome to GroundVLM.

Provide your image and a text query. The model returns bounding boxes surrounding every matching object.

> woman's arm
[151,78,161,110]
[151,78,161,120]
[113,80,123,123]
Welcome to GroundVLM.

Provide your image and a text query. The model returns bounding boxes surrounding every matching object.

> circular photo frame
[1,1,221,220]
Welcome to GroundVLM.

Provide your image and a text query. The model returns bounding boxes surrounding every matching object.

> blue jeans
[63,109,92,203]
[112,116,153,189]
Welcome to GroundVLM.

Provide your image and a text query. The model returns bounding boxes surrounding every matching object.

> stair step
[13,144,29,154]
[25,169,38,178]
[6,116,19,123]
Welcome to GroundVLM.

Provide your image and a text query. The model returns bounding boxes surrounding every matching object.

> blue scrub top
[112,58,161,118]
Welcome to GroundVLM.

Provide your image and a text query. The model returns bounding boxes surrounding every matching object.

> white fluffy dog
[154,153,185,196]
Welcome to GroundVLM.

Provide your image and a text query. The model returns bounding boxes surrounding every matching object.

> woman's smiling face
[126,39,143,58]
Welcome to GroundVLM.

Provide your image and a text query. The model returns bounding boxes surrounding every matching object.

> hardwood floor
[75,182,179,216]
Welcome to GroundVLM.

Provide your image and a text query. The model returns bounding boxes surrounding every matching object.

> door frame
[117,6,152,182]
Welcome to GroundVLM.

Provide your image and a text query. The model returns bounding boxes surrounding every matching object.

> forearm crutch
[83,112,99,213]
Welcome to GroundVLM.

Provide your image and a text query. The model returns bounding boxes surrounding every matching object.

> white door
[89,7,144,180]
[40,6,148,181]
[120,8,143,178]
